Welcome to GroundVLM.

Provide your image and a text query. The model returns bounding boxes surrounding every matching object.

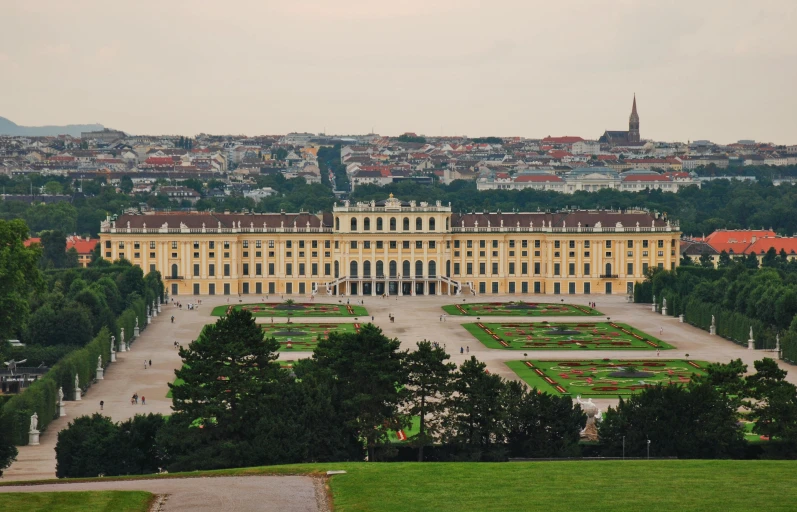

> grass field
[506,359,709,397]
[0,491,153,512]
[442,302,602,316]
[261,322,359,351]
[211,302,368,317]
[463,322,672,350]
[7,461,794,512]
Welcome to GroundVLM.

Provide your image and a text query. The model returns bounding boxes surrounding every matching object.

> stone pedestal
[126,341,131,352]
[157,302,162,314]
[96,367,104,380]
[29,430,40,446]
[134,326,140,338]
[75,388,82,401]
[119,340,126,352]
[59,401,66,417]
[651,303,657,312]
[147,315,152,325]
[661,307,667,316]
[111,351,116,362]
[748,338,755,350]
[710,326,716,335]
[679,314,684,323]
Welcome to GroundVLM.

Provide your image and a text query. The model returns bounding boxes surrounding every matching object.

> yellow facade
[99,196,680,297]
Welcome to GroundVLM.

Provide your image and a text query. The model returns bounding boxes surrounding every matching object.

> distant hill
[0,116,105,137]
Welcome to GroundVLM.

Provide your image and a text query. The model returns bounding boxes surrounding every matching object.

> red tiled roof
[621,175,671,182]
[745,238,797,255]
[67,237,99,254]
[541,136,584,144]
[515,175,563,183]
[704,229,776,254]
[24,237,41,247]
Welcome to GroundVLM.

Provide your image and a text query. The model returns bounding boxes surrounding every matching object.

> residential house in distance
[158,186,201,204]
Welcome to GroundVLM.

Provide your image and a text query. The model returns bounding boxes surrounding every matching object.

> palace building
[99,195,680,298]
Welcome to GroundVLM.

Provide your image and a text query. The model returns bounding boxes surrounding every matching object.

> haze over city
[2,0,796,143]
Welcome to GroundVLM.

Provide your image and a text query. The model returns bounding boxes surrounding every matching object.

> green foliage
[599,382,746,459]
[404,341,456,461]
[396,134,427,143]
[0,219,43,341]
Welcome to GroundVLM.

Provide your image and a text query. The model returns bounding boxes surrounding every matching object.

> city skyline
[2,1,796,144]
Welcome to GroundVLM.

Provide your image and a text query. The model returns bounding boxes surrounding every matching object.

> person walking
[171,315,174,323]
[141,396,146,405]
[466,346,470,354]
[100,400,104,411]
[149,359,152,367]
[460,347,464,354]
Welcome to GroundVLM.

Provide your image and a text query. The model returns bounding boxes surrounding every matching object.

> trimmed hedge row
[0,294,157,446]
[675,298,775,350]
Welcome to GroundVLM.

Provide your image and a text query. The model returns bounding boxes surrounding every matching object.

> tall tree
[39,229,67,268]
[310,324,407,461]
[171,309,281,438]
[404,340,455,461]
[747,358,797,444]
[446,357,506,454]
[0,219,43,341]
[501,381,585,458]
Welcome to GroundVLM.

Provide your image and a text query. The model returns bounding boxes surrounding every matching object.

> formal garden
[260,322,359,351]
[211,301,368,317]
[442,301,602,316]
[463,322,672,350]
[505,359,709,397]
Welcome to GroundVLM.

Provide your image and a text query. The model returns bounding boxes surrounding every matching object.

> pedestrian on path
[659,326,663,335]
[466,346,470,354]
[657,348,660,357]
[141,396,146,405]
[171,316,174,323]
[460,347,464,354]
[100,400,104,410]
[144,359,147,369]
[149,359,152,367]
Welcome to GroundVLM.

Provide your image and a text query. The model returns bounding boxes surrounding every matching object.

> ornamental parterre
[442,302,602,317]
[211,302,368,317]
[463,322,672,350]
[505,359,709,397]
[260,323,360,351]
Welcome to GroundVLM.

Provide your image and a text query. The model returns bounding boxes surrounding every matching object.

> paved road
[0,475,324,512]
[3,293,793,480]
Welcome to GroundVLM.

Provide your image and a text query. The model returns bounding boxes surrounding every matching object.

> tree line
[53,310,797,478]
[635,259,797,359]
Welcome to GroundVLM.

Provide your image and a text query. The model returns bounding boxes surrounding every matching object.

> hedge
[0,276,162,446]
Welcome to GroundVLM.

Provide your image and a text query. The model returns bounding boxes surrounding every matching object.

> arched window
[350,218,357,231]
[363,260,371,277]
[389,217,396,231]
[416,217,423,231]
[415,260,423,277]
[171,263,179,279]
[429,218,436,231]
[335,217,340,231]
[428,260,437,277]
[350,260,358,277]
[334,261,339,278]
[377,217,383,231]
[364,217,371,231]
[376,260,384,277]
[389,260,397,277]
[403,260,410,277]
[403,217,410,231]
[605,262,612,276]
[446,260,451,277]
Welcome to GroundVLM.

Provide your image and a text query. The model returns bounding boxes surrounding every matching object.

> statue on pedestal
[97,355,102,369]
[30,412,38,432]
[712,315,715,327]
[576,396,599,441]
[58,387,64,404]
[75,374,79,390]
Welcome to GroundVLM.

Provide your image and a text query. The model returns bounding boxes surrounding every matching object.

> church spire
[628,93,640,143]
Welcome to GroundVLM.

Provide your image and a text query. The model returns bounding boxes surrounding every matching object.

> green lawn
[4,461,797,511]
[463,322,672,350]
[211,302,368,317]
[0,491,152,512]
[442,302,602,316]
[506,359,709,397]
[261,322,360,351]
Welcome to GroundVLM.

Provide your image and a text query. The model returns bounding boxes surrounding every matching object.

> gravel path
[0,475,325,512]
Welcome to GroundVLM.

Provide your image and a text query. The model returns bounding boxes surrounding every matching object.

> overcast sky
[2,0,795,143]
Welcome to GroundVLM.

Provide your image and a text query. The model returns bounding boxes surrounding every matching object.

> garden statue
[749,326,754,340]
[135,318,139,329]
[30,412,38,432]
[663,298,667,308]
[75,374,79,390]
[58,387,64,403]
[576,396,599,441]
[711,315,715,327]
[97,355,102,369]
